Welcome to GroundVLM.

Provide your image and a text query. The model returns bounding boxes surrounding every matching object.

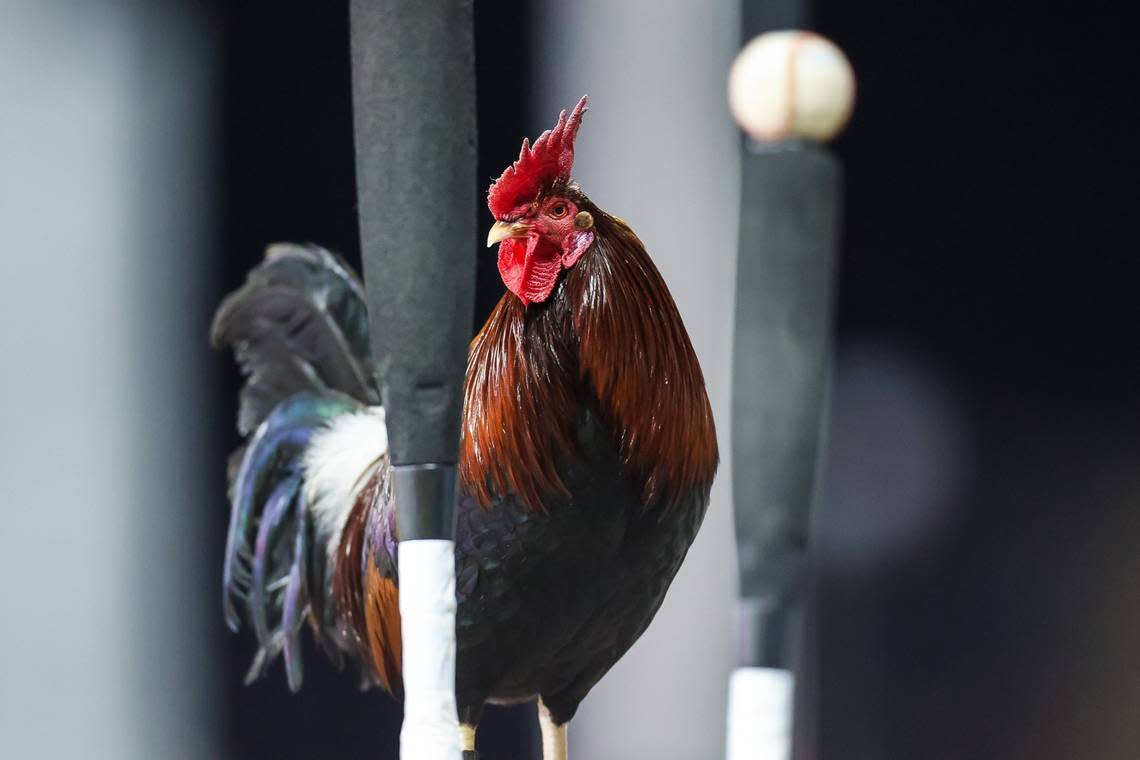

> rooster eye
[549,203,568,218]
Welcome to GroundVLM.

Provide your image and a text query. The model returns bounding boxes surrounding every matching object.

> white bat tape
[726,666,795,760]
[398,539,460,760]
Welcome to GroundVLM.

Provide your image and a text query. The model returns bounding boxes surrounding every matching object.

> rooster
[214,96,718,760]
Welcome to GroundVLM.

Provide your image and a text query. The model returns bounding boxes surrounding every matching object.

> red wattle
[497,236,564,305]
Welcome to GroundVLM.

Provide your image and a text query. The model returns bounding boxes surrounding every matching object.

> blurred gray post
[1,5,221,758]
[730,4,842,758]
[732,144,840,669]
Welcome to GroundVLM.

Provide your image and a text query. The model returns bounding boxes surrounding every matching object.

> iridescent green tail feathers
[212,244,380,691]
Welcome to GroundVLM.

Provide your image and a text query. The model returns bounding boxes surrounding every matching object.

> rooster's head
[486,96,594,306]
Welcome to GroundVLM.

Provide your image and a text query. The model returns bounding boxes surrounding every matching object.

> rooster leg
[538,699,568,760]
[459,724,477,758]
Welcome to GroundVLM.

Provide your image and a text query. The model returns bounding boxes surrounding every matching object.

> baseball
[728,31,856,143]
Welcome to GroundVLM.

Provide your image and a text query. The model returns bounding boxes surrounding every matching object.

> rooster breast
[451,404,709,726]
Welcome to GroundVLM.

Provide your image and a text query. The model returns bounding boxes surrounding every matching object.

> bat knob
[729,31,856,144]
[461,751,479,760]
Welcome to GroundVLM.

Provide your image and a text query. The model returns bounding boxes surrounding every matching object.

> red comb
[487,95,588,219]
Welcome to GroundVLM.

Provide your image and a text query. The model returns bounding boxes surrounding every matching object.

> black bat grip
[732,143,840,668]
[349,1,477,539]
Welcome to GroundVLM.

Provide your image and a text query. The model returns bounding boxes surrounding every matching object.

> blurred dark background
[1,1,1136,758]
[813,3,1140,758]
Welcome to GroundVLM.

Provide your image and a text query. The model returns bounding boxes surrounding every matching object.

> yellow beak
[486,220,533,247]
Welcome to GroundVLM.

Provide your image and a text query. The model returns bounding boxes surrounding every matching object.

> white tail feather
[303,406,389,559]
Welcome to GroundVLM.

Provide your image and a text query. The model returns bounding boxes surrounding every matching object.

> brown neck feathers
[460,204,718,512]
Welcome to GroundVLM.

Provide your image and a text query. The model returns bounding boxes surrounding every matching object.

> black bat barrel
[732,142,841,669]
[349,0,477,541]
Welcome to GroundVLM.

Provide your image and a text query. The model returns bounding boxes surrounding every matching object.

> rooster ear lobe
[561,230,594,268]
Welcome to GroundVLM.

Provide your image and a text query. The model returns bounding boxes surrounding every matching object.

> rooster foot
[538,699,568,760]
